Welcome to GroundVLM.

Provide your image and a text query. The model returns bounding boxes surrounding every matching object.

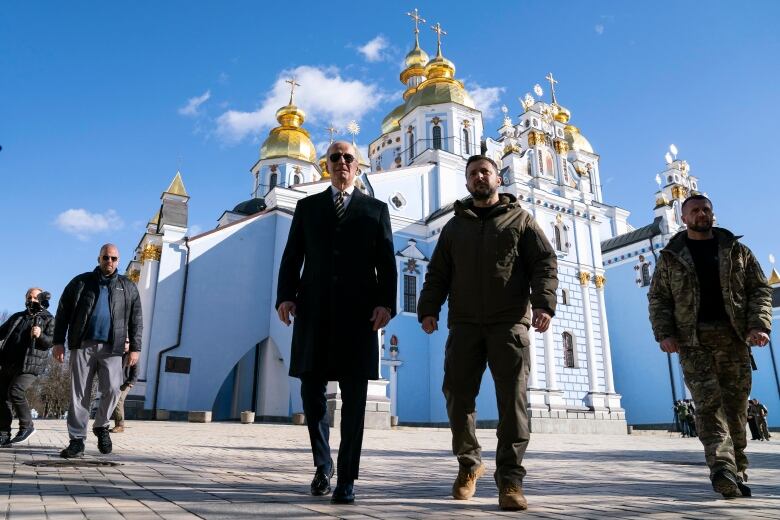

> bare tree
[26,356,71,418]
[0,310,9,325]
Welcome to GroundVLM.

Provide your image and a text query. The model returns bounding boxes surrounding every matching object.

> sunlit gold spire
[431,22,446,58]
[285,76,300,105]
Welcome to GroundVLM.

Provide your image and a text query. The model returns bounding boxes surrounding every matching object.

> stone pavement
[1,420,779,519]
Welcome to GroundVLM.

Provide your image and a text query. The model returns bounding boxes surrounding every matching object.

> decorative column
[595,274,623,410]
[526,330,547,409]
[137,242,162,386]
[543,327,565,408]
[580,271,605,409]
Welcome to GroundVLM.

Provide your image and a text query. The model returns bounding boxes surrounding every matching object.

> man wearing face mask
[277,141,397,504]
[0,288,55,446]
[418,155,558,511]
[52,243,143,458]
[648,194,772,498]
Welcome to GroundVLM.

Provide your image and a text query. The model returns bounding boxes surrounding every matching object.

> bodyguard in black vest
[277,140,397,504]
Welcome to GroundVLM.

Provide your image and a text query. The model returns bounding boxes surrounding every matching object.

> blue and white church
[122,16,780,434]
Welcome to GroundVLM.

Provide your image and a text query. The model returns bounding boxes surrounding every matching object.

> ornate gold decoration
[462,119,471,128]
[259,100,317,163]
[594,274,606,288]
[527,130,545,147]
[553,139,569,155]
[578,271,592,286]
[503,143,520,155]
[141,244,162,263]
[127,269,141,284]
[671,185,688,199]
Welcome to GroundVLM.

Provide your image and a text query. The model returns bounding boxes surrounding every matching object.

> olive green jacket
[647,227,772,345]
[417,193,558,327]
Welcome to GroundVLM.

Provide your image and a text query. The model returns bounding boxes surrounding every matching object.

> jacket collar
[663,227,740,255]
[455,193,518,219]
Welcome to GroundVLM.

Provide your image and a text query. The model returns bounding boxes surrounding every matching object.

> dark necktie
[335,191,345,219]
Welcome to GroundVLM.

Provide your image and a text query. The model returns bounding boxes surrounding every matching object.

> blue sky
[1,1,779,313]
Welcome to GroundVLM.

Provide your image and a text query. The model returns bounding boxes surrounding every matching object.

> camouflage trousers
[679,322,752,479]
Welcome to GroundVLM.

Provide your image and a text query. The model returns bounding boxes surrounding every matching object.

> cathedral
[122,12,777,433]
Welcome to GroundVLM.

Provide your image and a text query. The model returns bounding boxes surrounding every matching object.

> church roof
[232,197,266,216]
[165,171,189,197]
[601,217,663,254]
[773,287,780,308]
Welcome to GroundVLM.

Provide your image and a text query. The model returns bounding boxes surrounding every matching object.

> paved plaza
[1,420,778,519]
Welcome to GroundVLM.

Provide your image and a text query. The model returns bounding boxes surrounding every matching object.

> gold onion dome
[404,43,429,69]
[406,81,475,112]
[381,103,406,135]
[564,124,594,154]
[554,104,571,123]
[318,153,330,178]
[259,104,317,163]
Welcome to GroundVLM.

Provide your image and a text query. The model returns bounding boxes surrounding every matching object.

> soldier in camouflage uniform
[648,195,772,498]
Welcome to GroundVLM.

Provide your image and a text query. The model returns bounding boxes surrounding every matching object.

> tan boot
[499,483,528,511]
[109,425,124,433]
[452,463,485,500]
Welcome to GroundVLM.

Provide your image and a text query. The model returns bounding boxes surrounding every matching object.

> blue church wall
[155,214,278,413]
[751,337,780,428]
[605,261,679,425]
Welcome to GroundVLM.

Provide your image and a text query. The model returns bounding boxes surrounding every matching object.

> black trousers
[300,375,368,483]
[442,322,531,487]
[0,364,37,432]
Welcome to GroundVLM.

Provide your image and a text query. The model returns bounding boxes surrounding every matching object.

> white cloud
[215,65,387,144]
[357,35,389,62]
[179,90,211,116]
[55,209,124,241]
[594,24,605,35]
[468,84,506,119]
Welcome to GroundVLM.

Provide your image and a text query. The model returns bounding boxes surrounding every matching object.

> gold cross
[545,72,558,105]
[326,124,338,143]
[285,76,301,105]
[431,22,447,55]
[406,8,426,35]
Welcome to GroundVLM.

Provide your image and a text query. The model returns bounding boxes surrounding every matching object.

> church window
[432,125,442,150]
[292,174,302,185]
[389,192,407,210]
[462,127,470,156]
[561,288,568,305]
[563,332,576,368]
[269,173,278,189]
[403,274,417,313]
[667,175,673,184]
[641,263,651,287]
[554,225,563,250]
[408,132,415,161]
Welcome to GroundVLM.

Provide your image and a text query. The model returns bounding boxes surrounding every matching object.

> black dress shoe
[331,482,355,504]
[310,459,334,496]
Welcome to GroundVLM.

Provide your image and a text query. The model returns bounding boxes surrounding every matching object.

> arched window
[408,132,415,162]
[554,225,563,251]
[292,174,302,185]
[641,263,651,287]
[432,125,442,150]
[563,332,575,368]
[462,127,470,155]
[269,173,278,189]
[561,288,568,305]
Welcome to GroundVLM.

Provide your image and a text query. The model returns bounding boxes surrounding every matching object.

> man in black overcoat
[276,140,397,504]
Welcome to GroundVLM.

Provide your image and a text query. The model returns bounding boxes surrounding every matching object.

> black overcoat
[276,187,397,380]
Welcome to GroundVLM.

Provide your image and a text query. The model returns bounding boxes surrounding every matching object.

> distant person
[418,155,558,511]
[648,195,772,498]
[686,400,697,438]
[110,338,138,433]
[747,400,760,440]
[0,288,55,446]
[53,244,143,458]
[754,399,771,441]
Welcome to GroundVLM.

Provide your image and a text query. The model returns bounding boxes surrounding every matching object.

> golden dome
[259,104,317,163]
[554,105,571,123]
[564,124,594,154]
[405,43,429,68]
[381,103,406,135]
[405,81,475,112]
[424,54,456,80]
[318,154,330,178]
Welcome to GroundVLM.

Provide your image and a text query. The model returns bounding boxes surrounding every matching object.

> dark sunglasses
[102,255,119,262]
[329,152,355,164]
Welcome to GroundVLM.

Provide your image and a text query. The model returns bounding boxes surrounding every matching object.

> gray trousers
[67,341,124,439]
[442,322,531,487]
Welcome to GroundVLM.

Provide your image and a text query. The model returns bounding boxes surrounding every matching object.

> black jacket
[277,187,397,380]
[53,268,143,356]
[0,309,55,376]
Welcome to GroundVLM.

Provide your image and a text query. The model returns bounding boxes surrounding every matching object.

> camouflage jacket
[647,227,772,345]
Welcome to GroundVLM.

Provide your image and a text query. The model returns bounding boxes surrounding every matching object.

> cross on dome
[406,8,426,36]
[285,77,301,105]
[430,22,447,56]
[545,72,559,105]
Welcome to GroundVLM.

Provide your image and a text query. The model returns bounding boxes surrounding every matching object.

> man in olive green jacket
[418,155,558,511]
[648,194,772,498]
